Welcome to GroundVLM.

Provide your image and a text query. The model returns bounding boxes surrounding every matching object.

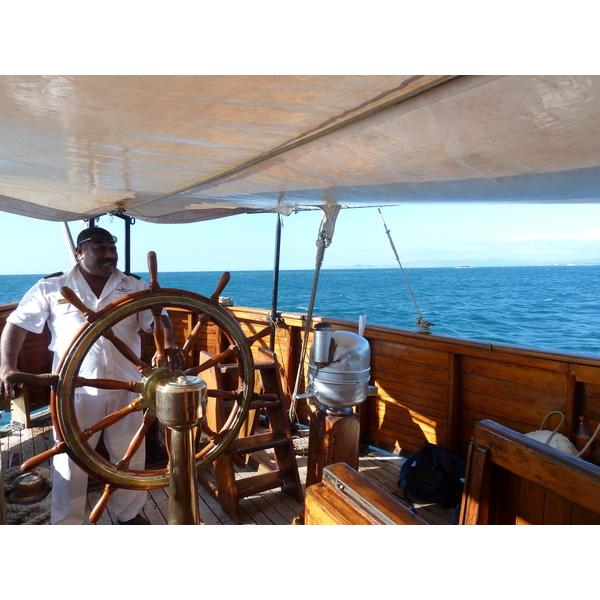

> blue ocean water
[1,265,599,356]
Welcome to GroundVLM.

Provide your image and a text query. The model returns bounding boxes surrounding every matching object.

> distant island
[327,259,600,269]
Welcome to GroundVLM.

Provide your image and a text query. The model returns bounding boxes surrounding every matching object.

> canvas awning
[1,74,600,224]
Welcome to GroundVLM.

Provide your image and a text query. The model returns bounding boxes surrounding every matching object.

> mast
[111,210,135,274]
[269,213,282,351]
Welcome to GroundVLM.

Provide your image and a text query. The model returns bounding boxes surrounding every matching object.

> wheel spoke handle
[245,325,274,346]
[147,251,160,293]
[115,410,157,471]
[218,397,241,433]
[81,397,145,440]
[151,305,166,365]
[195,439,216,459]
[182,318,207,356]
[101,328,151,371]
[6,371,59,387]
[60,286,98,321]
[76,378,143,393]
[148,250,166,363]
[182,271,231,355]
[61,286,150,371]
[207,389,235,399]
[90,483,118,523]
[209,271,231,304]
[195,395,241,454]
[21,441,67,471]
[185,325,271,379]
[185,347,235,377]
[4,372,142,393]
[197,415,217,439]
[185,327,272,377]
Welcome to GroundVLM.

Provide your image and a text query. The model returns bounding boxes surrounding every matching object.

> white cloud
[506,228,600,242]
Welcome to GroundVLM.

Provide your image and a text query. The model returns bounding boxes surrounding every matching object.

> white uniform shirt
[7,266,154,393]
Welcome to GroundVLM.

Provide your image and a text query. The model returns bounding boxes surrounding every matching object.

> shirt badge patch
[116,286,133,294]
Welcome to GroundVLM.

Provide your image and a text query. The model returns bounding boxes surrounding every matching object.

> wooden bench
[304,419,600,525]
[459,419,600,525]
[304,462,428,525]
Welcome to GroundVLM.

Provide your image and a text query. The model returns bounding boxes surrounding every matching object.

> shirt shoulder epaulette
[124,271,141,280]
[43,271,64,279]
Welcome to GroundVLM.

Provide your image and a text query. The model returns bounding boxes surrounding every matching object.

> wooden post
[10,391,31,429]
[565,371,577,439]
[446,353,461,449]
[459,442,492,525]
[305,407,360,488]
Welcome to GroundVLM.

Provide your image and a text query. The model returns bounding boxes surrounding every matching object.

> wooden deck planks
[2,412,454,526]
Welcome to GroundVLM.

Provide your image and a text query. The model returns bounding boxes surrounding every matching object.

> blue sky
[3,7,597,277]
[2,202,600,275]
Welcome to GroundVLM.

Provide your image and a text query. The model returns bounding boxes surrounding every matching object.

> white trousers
[51,390,147,525]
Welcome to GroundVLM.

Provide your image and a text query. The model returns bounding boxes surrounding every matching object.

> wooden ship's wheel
[9,252,272,523]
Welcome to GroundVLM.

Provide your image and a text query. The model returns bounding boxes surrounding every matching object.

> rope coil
[3,466,53,525]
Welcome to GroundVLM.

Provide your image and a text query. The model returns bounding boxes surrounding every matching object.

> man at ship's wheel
[0,227,185,524]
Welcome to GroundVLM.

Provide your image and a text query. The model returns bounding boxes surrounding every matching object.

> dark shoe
[118,513,149,525]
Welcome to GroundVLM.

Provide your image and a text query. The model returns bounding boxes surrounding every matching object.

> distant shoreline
[1,262,599,277]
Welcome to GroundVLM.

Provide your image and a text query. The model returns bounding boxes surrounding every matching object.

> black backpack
[398,442,466,510]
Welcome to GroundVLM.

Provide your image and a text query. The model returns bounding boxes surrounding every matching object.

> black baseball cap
[77,227,117,246]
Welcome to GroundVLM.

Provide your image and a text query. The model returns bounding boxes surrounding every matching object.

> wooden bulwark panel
[580,381,600,415]
[369,403,445,450]
[20,327,52,414]
[461,355,569,428]
[0,302,19,326]
[229,307,600,462]
[370,339,449,369]
[369,338,450,454]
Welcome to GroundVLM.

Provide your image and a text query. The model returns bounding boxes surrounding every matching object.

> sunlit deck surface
[2,411,454,525]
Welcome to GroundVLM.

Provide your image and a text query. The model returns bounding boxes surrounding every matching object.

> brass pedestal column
[156,376,207,525]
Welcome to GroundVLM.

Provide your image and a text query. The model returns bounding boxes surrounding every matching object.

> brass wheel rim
[54,289,254,490]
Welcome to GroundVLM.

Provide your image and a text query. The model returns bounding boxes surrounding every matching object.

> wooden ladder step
[249,394,281,410]
[199,347,303,523]
[236,470,287,497]
[229,432,289,455]
[216,394,280,411]
[219,361,275,374]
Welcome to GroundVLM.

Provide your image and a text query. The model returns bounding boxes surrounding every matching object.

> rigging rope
[378,207,434,333]
[270,315,309,454]
[288,207,339,422]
